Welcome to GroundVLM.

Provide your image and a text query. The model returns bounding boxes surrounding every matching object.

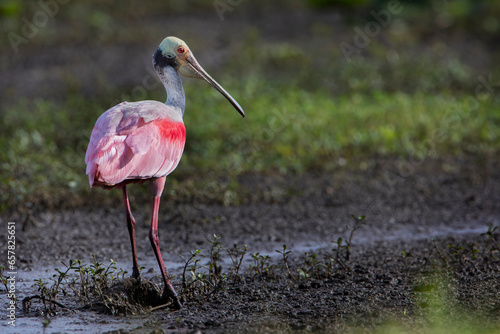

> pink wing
[85,101,186,187]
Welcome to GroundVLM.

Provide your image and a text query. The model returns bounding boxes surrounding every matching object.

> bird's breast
[153,118,186,145]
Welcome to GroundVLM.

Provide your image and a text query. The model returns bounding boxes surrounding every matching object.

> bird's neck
[157,66,185,117]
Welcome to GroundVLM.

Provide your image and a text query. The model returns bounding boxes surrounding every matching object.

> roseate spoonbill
[85,36,245,309]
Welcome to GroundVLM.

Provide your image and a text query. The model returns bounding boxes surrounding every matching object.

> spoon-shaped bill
[184,54,245,118]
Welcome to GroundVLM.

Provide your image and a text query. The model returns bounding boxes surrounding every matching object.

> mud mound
[98,278,174,315]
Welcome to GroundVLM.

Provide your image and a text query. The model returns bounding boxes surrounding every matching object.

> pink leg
[149,177,182,309]
[122,186,141,279]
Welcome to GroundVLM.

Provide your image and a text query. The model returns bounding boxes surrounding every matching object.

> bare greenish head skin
[156,36,200,78]
[158,36,187,58]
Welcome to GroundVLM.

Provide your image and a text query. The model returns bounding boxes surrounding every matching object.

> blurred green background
[1,0,499,212]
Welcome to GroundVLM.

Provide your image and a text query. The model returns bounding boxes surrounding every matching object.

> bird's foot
[131,270,142,283]
[161,289,182,310]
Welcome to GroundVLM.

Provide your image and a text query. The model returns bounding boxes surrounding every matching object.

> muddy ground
[2,157,499,333]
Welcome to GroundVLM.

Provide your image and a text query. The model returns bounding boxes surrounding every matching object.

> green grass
[1,86,499,211]
[1,0,500,211]
[184,85,499,173]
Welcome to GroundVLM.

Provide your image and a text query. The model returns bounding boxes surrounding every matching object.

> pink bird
[85,36,245,309]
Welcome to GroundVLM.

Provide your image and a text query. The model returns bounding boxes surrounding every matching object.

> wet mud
[2,157,500,333]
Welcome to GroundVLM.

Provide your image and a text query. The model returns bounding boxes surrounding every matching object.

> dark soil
[3,157,500,333]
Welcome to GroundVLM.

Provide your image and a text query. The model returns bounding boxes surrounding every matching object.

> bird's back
[85,101,186,187]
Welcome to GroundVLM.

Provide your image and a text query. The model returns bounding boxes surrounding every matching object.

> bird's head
[153,36,245,117]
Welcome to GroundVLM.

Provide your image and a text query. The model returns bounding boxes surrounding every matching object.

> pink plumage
[85,100,186,187]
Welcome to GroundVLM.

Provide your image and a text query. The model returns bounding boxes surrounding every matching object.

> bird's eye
[177,47,185,54]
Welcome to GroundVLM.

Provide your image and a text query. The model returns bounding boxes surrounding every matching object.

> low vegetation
[5,219,498,333]
[1,1,499,212]
[1,89,498,212]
